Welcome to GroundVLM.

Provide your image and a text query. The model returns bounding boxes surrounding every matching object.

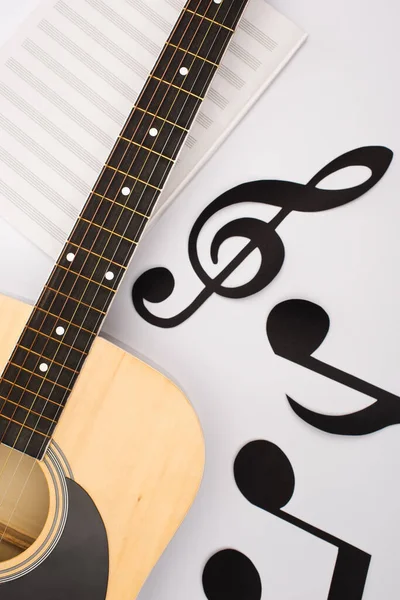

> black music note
[267,299,400,436]
[132,146,393,328]
[203,549,262,600]
[232,440,369,599]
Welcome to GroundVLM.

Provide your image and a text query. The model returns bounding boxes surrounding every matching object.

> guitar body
[0,293,205,599]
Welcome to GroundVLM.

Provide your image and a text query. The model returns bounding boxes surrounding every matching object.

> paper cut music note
[267,299,400,436]
[132,146,393,327]
[202,440,371,600]
[234,441,371,598]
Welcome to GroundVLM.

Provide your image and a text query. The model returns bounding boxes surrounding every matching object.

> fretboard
[0,0,250,459]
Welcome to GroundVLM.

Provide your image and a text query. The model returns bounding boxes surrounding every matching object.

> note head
[234,440,295,512]
[267,299,330,362]
[203,549,262,600]
[132,266,174,305]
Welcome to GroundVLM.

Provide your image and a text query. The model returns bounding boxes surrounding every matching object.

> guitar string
[0,0,225,462]
[25,0,241,441]
[4,0,238,465]
[0,0,217,542]
[0,0,245,545]
[0,0,232,544]
[0,0,238,542]
[0,0,203,451]
[17,0,226,445]
[0,0,233,475]
[0,0,208,515]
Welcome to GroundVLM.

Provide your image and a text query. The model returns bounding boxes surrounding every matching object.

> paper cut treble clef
[132,146,393,328]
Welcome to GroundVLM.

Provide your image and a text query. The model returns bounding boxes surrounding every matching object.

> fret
[30,306,96,347]
[170,12,232,64]
[92,192,150,219]
[0,396,56,424]
[185,0,245,30]
[1,378,65,409]
[135,78,201,131]
[0,412,53,438]
[69,219,137,266]
[6,359,76,393]
[67,242,128,269]
[0,417,49,457]
[183,8,234,32]
[104,165,162,192]
[167,42,218,67]
[26,327,88,356]
[0,395,56,427]
[0,397,57,442]
[150,75,205,101]
[43,285,108,316]
[1,414,50,437]
[107,138,173,189]
[0,414,50,439]
[167,42,219,68]
[119,136,174,163]
[152,44,216,95]
[78,217,139,245]
[20,327,86,370]
[133,106,189,132]
[54,264,115,292]
[11,343,78,383]
[82,194,148,244]
[57,243,126,287]
[45,271,114,315]
[94,170,158,219]
[17,345,79,374]
[37,287,104,333]
[122,110,187,159]
[3,365,71,404]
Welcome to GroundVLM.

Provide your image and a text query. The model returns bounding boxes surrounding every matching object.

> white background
[1,1,400,599]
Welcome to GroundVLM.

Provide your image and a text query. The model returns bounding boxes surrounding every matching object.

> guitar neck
[0,0,250,458]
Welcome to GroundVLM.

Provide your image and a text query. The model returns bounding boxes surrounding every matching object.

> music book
[0,0,307,259]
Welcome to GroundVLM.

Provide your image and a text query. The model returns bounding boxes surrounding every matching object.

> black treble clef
[132,146,393,327]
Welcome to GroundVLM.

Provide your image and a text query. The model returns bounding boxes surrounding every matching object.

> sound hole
[0,443,49,561]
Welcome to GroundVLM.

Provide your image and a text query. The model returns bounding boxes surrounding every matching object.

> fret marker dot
[56,326,65,336]
[213,0,222,3]
[39,363,48,373]
[122,186,131,196]
[179,67,189,76]
[105,271,114,281]
[149,128,158,137]
[66,252,75,262]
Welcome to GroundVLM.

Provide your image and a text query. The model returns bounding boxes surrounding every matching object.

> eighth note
[234,440,371,599]
[203,440,371,600]
[267,299,400,435]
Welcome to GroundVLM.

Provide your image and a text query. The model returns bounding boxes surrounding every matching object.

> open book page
[0,0,307,259]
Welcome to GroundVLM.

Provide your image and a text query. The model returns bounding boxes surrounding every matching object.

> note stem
[304,356,400,405]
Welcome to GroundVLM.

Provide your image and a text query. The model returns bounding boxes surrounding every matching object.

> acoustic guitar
[0,1,250,597]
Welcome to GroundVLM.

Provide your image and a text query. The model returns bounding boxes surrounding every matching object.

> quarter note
[267,299,400,435]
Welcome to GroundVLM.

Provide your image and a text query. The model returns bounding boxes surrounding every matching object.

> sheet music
[0,0,306,259]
